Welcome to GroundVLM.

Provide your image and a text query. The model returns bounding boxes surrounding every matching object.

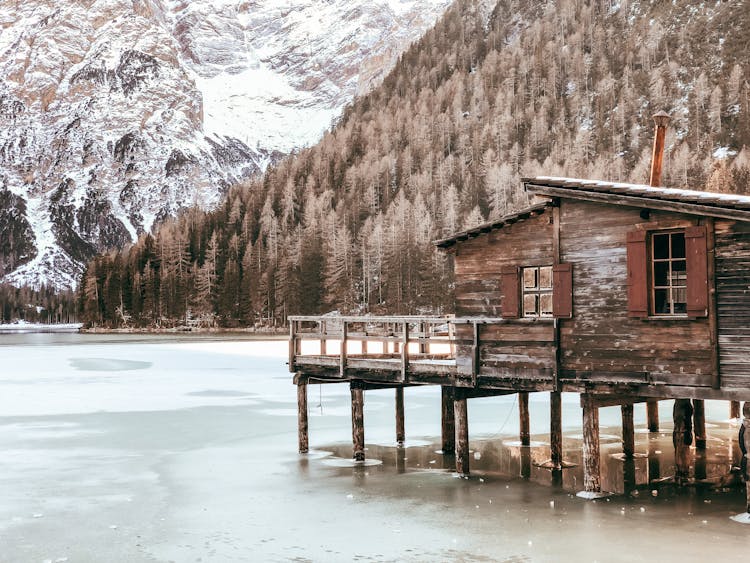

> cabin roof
[434,201,552,248]
[523,176,750,222]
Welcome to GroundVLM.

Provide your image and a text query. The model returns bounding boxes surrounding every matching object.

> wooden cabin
[289,117,750,501]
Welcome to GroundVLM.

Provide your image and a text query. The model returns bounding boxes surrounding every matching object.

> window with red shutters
[627,226,709,318]
[501,266,520,318]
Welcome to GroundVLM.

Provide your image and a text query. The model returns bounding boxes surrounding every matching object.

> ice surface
[1,334,749,561]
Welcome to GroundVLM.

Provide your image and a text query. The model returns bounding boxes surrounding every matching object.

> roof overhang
[434,201,552,249]
[523,177,750,223]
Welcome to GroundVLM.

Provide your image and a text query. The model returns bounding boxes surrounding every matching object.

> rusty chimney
[649,110,670,187]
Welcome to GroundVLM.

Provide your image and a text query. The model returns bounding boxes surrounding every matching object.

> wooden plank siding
[558,200,714,387]
[715,219,750,386]
[452,212,556,387]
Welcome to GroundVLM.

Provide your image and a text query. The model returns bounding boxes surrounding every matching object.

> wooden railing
[288,315,455,376]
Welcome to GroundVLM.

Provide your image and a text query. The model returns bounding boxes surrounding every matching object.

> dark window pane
[654,261,669,286]
[672,259,686,272]
[539,266,552,289]
[523,268,537,289]
[673,287,687,309]
[524,294,537,316]
[540,293,553,316]
[653,234,669,259]
[671,233,686,259]
[654,289,669,314]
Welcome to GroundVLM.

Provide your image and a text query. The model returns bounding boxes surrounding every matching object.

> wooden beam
[471,322,479,387]
[621,404,635,459]
[340,321,348,377]
[351,384,365,461]
[441,387,455,454]
[455,396,470,475]
[297,379,309,454]
[550,391,563,470]
[401,321,409,382]
[525,184,750,223]
[519,391,530,446]
[673,399,693,484]
[581,395,601,493]
[395,387,405,446]
[706,218,720,389]
[693,399,706,450]
[647,400,659,432]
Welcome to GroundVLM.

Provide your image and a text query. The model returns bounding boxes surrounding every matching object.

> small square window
[522,266,553,318]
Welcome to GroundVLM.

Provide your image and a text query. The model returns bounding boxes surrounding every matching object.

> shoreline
[79,326,288,337]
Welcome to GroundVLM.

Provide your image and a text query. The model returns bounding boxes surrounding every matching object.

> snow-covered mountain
[0,0,450,288]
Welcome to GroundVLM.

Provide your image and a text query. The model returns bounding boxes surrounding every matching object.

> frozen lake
[1,333,748,562]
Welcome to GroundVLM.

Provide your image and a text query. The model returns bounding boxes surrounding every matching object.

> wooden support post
[673,399,693,484]
[320,321,327,355]
[550,391,563,469]
[519,392,530,446]
[288,320,297,372]
[340,321,348,377]
[400,321,409,382]
[731,401,741,420]
[351,384,365,461]
[647,400,659,432]
[471,322,479,387]
[441,387,455,454]
[455,395,470,475]
[581,395,601,493]
[395,387,405,446]
[419,322,428,355]
[621,404,635,459]
[297,377,309,454]
[693,399,706,450]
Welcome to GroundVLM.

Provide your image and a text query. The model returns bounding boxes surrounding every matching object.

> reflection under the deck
[320,423,744,497]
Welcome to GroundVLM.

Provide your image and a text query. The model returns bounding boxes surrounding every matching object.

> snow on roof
[523,177,750,215]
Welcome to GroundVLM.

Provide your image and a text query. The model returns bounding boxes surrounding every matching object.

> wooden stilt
[297,379,309,454]
[441,387,455,453]
[519,391,530,446]
[351,385,365,461]
[395,387,405,446]
[693,399,706,450]
[673,399,693,483]
[621,404,635,458]
[550,391,563,469]
[455,396,469,475]
[647,400,659,432]
[731,400,741,420]
[581,395,601,493]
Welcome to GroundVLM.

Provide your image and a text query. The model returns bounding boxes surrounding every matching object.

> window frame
[649,229,688,317]
[521,265,554,318]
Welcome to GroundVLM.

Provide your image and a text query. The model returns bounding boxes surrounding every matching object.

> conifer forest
[78,0,750,328]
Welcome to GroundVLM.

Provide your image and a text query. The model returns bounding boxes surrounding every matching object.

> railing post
[448,321,456,358]
[320,320,327,355]
[288,319,296,372]
[340,320,348,377]
[401,321,409,382]
[419,321,428,355]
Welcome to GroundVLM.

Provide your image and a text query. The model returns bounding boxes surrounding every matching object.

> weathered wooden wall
[453,212,555,385]
[558,200,714,387]
[715,219,750,386]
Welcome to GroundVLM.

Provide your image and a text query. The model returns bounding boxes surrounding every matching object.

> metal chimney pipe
[649,110,670,187]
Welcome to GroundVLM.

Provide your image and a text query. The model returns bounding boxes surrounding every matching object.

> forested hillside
[0,284,77,324]
[78,0,750,328]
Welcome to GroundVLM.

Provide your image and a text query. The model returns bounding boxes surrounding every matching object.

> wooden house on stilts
[289,113,750,508]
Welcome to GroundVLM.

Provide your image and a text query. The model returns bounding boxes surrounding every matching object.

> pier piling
[297,378,309,454]
[621,404,635,458]
[455,396,470,475]
[441,387,455,454]
[581,395,601,493]
[647,400,659,432]
[693,399,706,450]
[550,391,563,469]
[673,399,693,483]
[395,387,405,446]
[519,392,530,446]
[351,384,365,461]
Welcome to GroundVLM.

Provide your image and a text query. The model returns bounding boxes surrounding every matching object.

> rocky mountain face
[0,0,450,288]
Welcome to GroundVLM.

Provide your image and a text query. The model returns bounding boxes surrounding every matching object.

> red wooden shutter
[626,230,648,318]
[501,266,520,318]
[685,225,709,317]
[553,263,573,318]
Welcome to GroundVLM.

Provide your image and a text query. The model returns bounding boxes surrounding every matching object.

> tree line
[78,0,750,328]
[0,283,77,324]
